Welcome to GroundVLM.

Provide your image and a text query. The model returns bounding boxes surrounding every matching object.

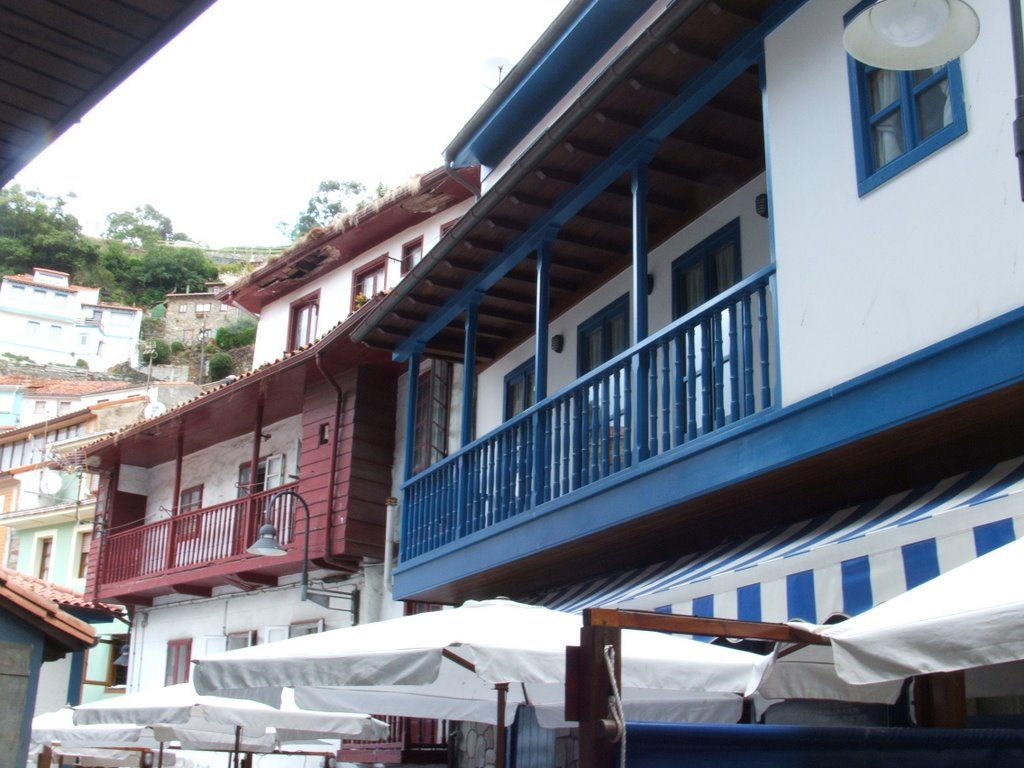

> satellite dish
[143,401,167,419]
[40,470,63,496]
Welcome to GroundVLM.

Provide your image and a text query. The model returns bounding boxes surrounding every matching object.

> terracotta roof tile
[0,566,123,616]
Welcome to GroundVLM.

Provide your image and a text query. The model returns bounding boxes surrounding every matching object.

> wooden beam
[585,607,830,645]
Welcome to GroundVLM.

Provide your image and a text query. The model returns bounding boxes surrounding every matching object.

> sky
[11,0,567,249]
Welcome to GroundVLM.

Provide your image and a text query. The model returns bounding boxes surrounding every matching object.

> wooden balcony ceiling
[0,0,217,186]
[356,0,769,364]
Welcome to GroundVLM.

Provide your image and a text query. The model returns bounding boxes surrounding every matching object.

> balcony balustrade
[100,482,298,585]
[401,266,776,561]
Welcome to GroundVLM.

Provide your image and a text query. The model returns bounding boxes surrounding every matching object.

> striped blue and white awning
[537,457,1024,624]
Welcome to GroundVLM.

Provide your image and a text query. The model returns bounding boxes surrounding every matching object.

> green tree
[207,352,234,380]
[0,186,98,276]
[215,317,256,350]
[131,245,218,302]
[283,179,366,241]
[104,204,190,247]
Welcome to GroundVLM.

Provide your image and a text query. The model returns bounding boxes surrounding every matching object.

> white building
[0,268,144,372]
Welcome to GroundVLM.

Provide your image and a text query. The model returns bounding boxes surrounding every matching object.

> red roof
[0,567,97,659]
[0,567,123,617]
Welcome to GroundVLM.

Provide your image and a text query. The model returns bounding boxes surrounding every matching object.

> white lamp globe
[869,0,949,48]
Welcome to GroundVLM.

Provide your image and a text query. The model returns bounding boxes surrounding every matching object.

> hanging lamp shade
[247,523,287,556]
[843,0,979,70]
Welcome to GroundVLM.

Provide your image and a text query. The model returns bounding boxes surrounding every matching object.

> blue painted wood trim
[534,240,552,403]
[392,0,810,362]
[402,349,422,483]
[461,298,480,448]
[393,306,1024,598]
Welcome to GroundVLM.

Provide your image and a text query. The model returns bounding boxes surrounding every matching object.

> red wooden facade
[84,327,400,607]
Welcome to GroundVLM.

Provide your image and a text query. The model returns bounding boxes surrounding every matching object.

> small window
[220,303,230,312]
[37,536,53,580]
[289,618,325,638]
[58,400,72,414]
[227,630,257,650]
[352,256,387,311]
[237,455,285,496]
[401,237,424,275]
[439,219,458,238]
[26,320,40,336]
[179,485,204,513]
[846,6,967,196]
[504,358,536,420]
[77,531,92,579]
[54,292,68,306]
[49,324,61,339]
[195,302,211,313]
[11,284,25,299]
[289,292,319,351]
[32,288,46,303]
[33,400,46,414]
[165,638,192,685]
[577,295,629,375]
[672,219,742,319]
[178,303,189,313]
[412,360,452,474]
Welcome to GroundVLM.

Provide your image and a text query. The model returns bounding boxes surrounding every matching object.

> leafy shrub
[215,317,256,350]
[170,341,185,354]
[207,351,234,380]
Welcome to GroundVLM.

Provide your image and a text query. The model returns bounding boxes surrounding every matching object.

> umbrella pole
[158,742,165,768]
[233,724,242,768]
[495,683,509,768]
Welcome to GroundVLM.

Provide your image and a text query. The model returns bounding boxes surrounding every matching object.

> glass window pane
[868,69,900,114]
[916,80,952,141]
[607,312,628,358]
[710,244,736,296]
[872,112,904,168]
[683,263,705,314]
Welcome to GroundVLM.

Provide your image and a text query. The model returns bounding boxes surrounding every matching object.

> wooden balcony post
[914,671,967,728]
[577,615,620,768]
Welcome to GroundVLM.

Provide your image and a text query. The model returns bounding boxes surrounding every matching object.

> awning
[536,457,1024,623]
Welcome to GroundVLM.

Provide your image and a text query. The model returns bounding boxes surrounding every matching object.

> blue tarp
[625,723,1024,767]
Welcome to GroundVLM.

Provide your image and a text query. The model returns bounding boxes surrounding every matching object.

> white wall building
[0,268,143,372]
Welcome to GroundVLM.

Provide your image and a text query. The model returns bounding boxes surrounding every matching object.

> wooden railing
[100,483,299,584]
[401,267,776,560]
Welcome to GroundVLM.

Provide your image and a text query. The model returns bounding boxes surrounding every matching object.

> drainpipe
[315,352,345,566]
[384,496,399,594]
[1011,0,1024,200]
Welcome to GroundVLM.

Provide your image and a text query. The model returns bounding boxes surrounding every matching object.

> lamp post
[248,488,311,601]
[247,488,359,617]
[842,0,1024,200]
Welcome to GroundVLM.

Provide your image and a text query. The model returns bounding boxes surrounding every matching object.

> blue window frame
[577,294,629,375]
[671,218,742,319]
[846,4,967,195]
[503,357,536,420]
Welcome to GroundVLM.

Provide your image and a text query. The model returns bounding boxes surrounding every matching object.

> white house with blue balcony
[351,0,1024,717]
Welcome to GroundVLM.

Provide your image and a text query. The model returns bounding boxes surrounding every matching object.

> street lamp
[247,488,358,617]
[843,0,979,70]
[843,0,1024,200]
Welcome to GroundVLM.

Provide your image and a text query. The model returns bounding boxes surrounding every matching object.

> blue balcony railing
[400,266,777,561]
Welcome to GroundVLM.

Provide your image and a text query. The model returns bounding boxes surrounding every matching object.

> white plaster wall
[116,415,302,521]
[252,200,475,367]
[475,176,770,438]
[765,0,1024,405]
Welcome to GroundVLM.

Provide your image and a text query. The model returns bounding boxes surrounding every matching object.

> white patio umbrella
[31,707,172,767]
[818,536,1024,685]
[192,598,770,728]
[73,681,389,752]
